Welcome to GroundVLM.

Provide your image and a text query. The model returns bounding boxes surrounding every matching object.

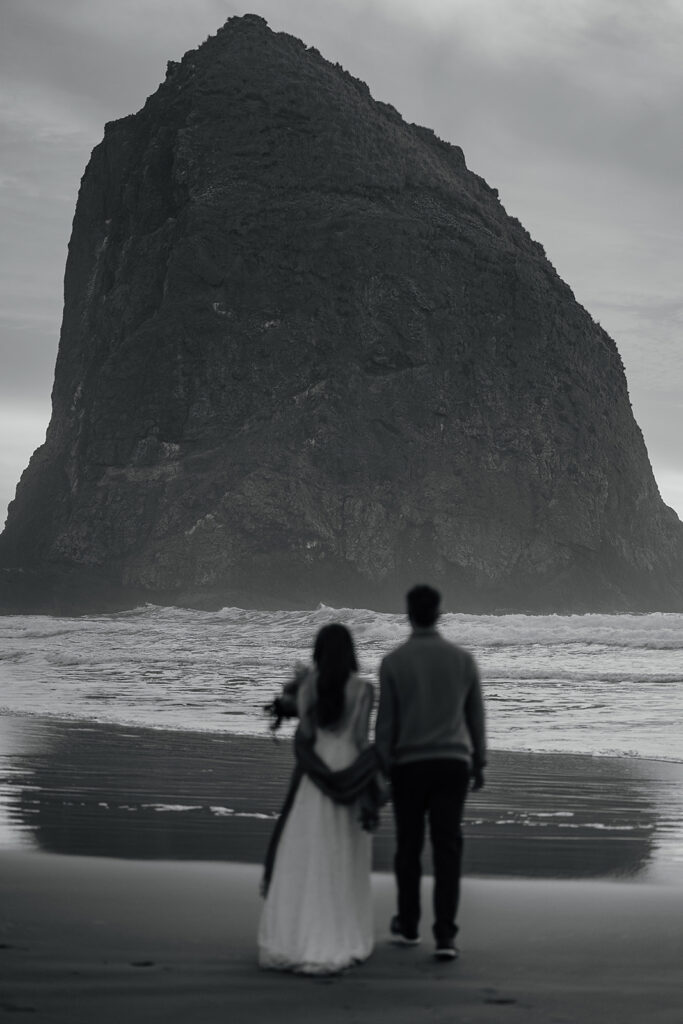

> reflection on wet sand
[1,716,681,882]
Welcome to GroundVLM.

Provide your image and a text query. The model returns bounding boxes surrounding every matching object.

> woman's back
[259,622,375,975]
[259,677,374,974]
[298,671,373,771]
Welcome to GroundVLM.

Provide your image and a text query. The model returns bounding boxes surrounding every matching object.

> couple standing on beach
[258,584,487,975]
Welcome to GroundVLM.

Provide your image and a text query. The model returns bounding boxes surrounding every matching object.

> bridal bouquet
[263,661,310,733]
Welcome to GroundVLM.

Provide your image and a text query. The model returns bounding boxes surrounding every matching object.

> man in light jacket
[375,584,486,960]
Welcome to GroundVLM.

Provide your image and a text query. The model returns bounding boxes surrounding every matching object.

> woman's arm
[352,679,374,751]
[296,670,317,740]
[374,659,397,772]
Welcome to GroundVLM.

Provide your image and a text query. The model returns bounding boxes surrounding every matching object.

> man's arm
[464,655,486,790]
[374,658,397,774]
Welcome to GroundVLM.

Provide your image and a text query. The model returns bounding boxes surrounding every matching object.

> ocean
[1,606,682,880]
[1,605,681,762]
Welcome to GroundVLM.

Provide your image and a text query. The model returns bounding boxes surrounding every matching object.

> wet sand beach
[1,715,682,882]
[1,714,683,1022]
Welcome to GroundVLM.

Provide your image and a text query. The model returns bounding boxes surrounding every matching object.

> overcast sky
[1,0,682,522]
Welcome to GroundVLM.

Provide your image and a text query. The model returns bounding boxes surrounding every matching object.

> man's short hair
[406,584,441,627]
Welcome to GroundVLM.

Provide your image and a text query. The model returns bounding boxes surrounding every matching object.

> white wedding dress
[258,672,374,974]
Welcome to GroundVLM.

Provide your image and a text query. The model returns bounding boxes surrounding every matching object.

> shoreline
[2,714,682,884]
[6,708,683,766]
[2,853,683,1023]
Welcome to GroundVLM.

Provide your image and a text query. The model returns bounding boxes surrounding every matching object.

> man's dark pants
[390,758,470,942]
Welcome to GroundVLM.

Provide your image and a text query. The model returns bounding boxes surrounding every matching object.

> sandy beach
[2,852,683,1023]
[1,715,683,1021]
[2,716,682,882]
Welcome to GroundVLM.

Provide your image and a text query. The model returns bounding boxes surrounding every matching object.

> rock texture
[2,14,683,613]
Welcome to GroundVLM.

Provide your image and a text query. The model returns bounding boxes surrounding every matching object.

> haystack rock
[2,14,683,613]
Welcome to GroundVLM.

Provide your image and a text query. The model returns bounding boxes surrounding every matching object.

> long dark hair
[313,623,358,729]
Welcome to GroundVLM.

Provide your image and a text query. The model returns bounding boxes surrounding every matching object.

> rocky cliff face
[2,13,682,613]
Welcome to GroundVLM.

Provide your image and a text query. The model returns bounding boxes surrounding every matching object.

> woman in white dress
[258,623,379,975]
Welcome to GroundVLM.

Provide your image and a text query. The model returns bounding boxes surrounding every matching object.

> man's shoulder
[380,641,407,666]
[439,635,472,656]
[417,633,477,670]
[380,636,418,670]
[381,632,475,665]
[441,637,477,668]
[382,631,449,660]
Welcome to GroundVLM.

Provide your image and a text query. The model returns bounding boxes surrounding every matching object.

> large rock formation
[2,14,682,613]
